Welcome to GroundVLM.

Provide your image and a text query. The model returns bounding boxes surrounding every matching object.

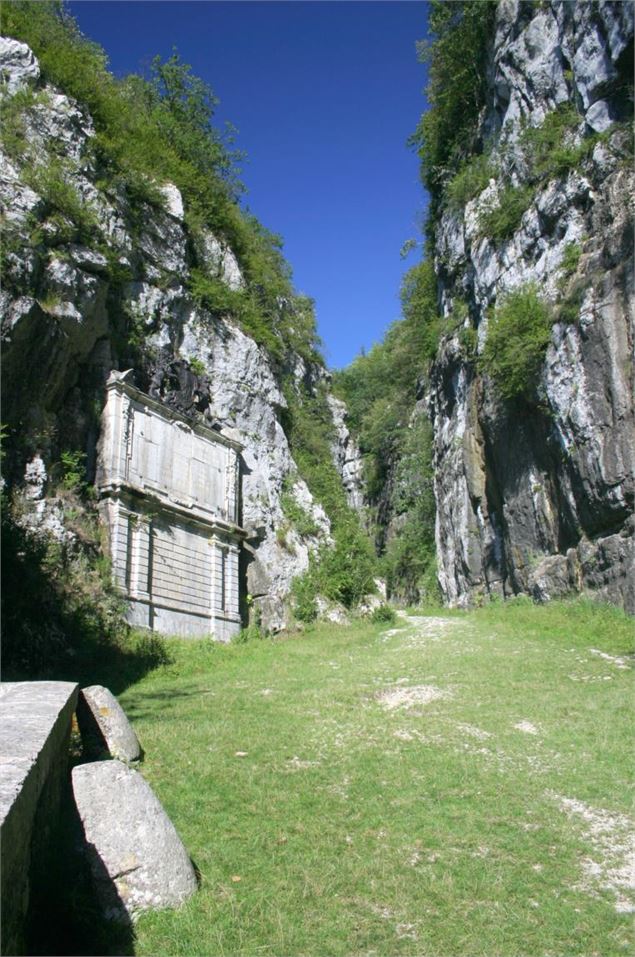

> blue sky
[68,1,429,368]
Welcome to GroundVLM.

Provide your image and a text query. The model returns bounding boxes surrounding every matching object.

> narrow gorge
[1,0,633,678]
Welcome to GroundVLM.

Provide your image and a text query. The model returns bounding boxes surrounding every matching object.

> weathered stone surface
[72,760,197,920]
[77,686,142,763]
[0,37,40,93]
[429,0,634,612]
[0,35,360,633]
[0,681,78,956]
[327,393,365,511]
[97,375,244,640]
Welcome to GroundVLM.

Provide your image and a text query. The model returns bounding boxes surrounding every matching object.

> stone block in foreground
[72,759,197,920]
[0,681,79,956]
[77,685,142,762]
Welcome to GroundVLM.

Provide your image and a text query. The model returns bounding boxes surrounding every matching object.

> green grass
[90,600,633,955]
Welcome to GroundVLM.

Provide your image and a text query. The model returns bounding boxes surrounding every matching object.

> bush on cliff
[481,284,552,400]
[408,0,495,235]
[1,0,322,367]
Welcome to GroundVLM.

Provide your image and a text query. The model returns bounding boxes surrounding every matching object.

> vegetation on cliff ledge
[1,0,323,367]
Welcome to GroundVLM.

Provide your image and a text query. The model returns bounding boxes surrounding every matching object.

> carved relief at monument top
[97,373,245,640]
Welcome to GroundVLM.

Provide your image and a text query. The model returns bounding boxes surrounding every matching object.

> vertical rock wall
[0,37,365,632]
[430,1,634,611]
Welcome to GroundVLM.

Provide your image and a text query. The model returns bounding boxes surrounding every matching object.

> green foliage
[0,86,42,159]
[60,449,87,492]
[189,268,287,360]
[317,524,376,607]
[481,284,553,400]
[381,418,438,604]
[281,481,320,538]
[557,282,586,324]
[188,357,206,377]
[293,519,377,617]
[334,260,438,502]
[283,383,348,524]
[478,184,534,243]
[1,497,128,676]
[233,622,265,644]
[409,1,496,218]
[369,603,396,624]
[473,107,602,244]
[446,151,495,210]
[283,381,377,611]
[459,324,478,359]
[23,157,100,243]
[520,103,594,181]
[559,241,583,283]
[2,1,323,365]
[291,573,319,623]
[334,259,441,602]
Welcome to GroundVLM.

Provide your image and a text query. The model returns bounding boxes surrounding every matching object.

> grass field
[78,600,634,956]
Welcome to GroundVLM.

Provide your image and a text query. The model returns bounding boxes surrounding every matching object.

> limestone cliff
[428,1,634,611]
[0,36,364,632]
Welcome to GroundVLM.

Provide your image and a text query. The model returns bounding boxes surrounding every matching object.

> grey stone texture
[97,375,244,639]
[77,685,142,763]
[429,0,634,612]
[72,760,197,920]
[326,393,366,511]
[0,35,365,633]
[0,681,79,956]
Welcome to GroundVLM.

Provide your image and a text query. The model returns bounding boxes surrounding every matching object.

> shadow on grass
[26,775,136,957]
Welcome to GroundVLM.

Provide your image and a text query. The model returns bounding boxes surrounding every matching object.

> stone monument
[97,372,245,640]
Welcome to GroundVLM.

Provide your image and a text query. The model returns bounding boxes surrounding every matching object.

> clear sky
[67,0,429,369]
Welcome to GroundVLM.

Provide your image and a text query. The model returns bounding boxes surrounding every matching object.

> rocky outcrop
[326,393,365,511]
[0,37,357,631]
[430,1,634,611]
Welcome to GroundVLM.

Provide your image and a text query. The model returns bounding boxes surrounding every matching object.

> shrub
[280,482,320,538]
[558,241,582,285]
[317,522,377,608]
[0,86,40,159]
[557,283,586,324]
[3,1,324,367]
[521,103,591,181]
[292,572,318,623]
[480,284,553,400]
[1,498,128,677]
[60,449,87,493]
[189,268,283,359]
[459,324,478,359]
[188,357,206,377]
[233,622,264,644]
[446,152,495,210]
[23,157,100,243]
[334,259,439,501]
[478,184,533,243]
[409,1,496,204]
[370,604,397,624]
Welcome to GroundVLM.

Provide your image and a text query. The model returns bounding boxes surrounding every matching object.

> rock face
[72,760,197,920]
[77,686,142,763]
[326,394,365,511]
[429,0,634,611]
[0,36,363,631]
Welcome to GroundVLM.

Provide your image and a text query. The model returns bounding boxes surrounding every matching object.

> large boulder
[77,686,142,763]
[72,760,197,920]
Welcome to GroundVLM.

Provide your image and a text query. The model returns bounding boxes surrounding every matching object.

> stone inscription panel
[126,401,230,519]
